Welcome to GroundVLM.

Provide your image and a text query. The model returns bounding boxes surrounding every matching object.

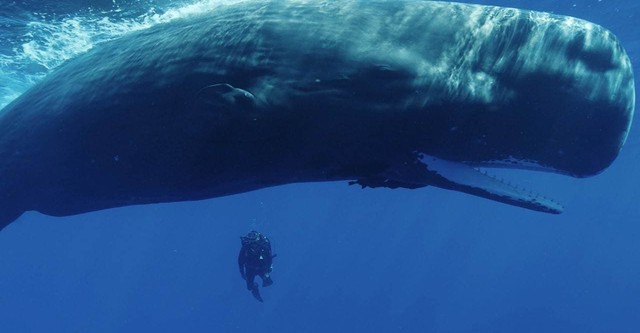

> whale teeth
[415,154,563,214]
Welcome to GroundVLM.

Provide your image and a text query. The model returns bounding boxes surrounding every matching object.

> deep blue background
[0,1,639,332]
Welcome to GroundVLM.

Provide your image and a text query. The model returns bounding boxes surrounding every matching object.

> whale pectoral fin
[376,154,564,214]
[195,83,257,110]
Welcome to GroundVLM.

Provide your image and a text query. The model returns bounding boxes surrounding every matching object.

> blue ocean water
[0,0,638,332]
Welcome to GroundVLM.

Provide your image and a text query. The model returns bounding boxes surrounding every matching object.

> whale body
[0,1,635,230]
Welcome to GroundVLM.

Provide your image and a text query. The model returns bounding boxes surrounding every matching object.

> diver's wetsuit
[238,231,274,302]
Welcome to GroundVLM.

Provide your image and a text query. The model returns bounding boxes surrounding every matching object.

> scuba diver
[238,230,275,302]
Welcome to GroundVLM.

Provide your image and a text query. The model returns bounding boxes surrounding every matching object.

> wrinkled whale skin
[0,1,635,229]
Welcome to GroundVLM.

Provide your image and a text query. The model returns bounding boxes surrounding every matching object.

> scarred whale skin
[0,1,635,230]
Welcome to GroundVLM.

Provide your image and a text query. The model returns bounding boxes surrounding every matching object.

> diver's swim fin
[262,275,273,287]
[251,283,263,302]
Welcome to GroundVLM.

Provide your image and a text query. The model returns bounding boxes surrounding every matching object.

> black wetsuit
[238,233,274,302]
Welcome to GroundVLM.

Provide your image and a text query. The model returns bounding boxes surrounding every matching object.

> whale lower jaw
[418,154,564,214]
[352,153,564,214]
